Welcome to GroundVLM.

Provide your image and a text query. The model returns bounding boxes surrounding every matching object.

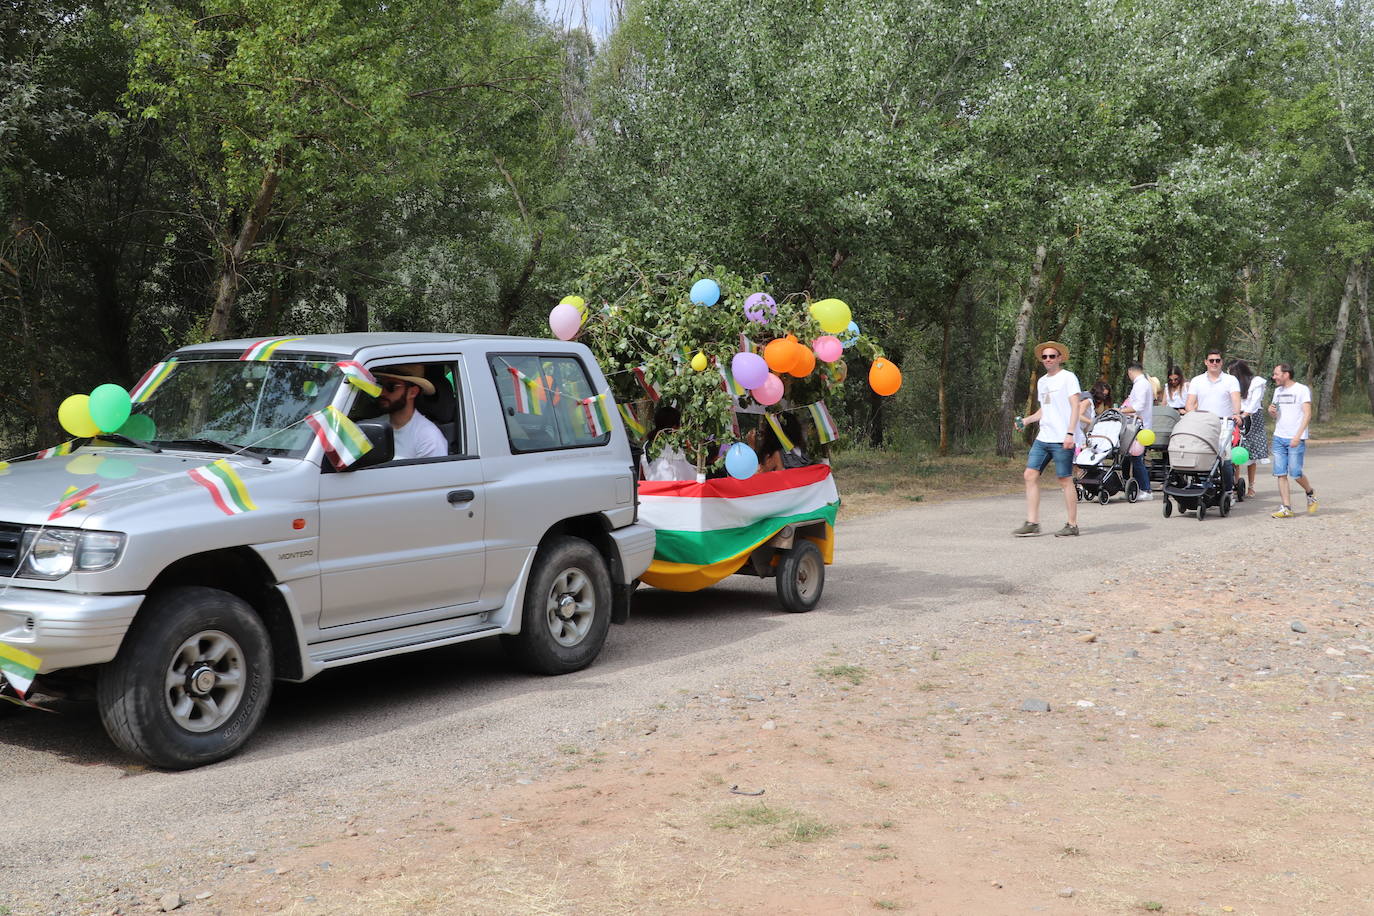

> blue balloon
[724,442,758,479]
[690,278,721,307]
[840,320,861,348]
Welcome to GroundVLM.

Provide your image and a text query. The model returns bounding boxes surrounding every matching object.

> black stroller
[1161,410,1236,520]
[1147,405,1179,487]
[1074,409,1142,504]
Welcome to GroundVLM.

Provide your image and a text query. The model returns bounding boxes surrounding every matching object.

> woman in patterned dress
[1228,359,1268,493]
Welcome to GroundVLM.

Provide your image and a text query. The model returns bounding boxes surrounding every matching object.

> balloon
[690,278,720,307]
[788,345,816,378]
[117,413,157,441]
[1136,428,1156,447]
[690,351,709,372]
[96,458,139,480]
[724,442,759,479]
[752,373,784,406]
[549,303,582,340]
[732,352,769,389]
[88,383,132,432]
[764,337,799,373]
[743,292,776,324]
[1129,440,1145,457]
[560,294,587,318]
[869,358,902,396]
[1231,446,1250,466]
[58,394,100,438]
[840,321,861,348]
[66,454,105,476]
[813,335,842,363]
[810,298,853,335]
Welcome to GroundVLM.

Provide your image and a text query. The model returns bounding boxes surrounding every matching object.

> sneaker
[1272,506,1294,518]
[1054,524,1080,537]
[1012,521,1041,537]
[1306,494,1318,514]
[1136,492,1154,501]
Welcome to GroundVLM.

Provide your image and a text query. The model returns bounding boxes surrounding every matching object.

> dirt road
[3,441,1372,915]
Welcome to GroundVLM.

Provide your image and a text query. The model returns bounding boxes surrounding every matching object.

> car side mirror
[342,420,395,471]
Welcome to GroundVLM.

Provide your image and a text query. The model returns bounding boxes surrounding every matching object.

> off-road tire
[97,587,273,770]
[504,536,611,675]
[776,539,824,613]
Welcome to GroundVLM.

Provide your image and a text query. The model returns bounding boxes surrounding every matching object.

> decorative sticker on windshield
[130,360,178,403]
[187,459,258,516]
[239,337,303,361]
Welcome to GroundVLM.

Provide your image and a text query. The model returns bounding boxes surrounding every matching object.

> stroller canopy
[1168,410,1223,471]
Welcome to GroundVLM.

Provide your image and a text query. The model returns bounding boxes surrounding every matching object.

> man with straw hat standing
[1013,341,1082,537]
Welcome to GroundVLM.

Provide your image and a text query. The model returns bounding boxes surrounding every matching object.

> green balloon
[1231,446,1250,466]
[117,413,157,441]
[89,383,132,432]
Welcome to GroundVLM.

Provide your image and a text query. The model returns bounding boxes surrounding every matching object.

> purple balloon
[731,351,769,389]
[743,292,777,325]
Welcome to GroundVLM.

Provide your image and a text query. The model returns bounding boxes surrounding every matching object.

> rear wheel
[1162,497,1172,518]
[1126,479,1140,503]
[97,587,273,770]
[776,539,824,613]
[504,536,611,674]
[1098,488,1110,505]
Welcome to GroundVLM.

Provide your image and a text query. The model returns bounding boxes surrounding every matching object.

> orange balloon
[764,337,799,373]
[869,358,902,396]
[788,345,816,378]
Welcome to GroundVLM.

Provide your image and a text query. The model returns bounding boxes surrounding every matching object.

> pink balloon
[1129,440,1145,456]
[731,351,769,389]
[813,335,842,363]
[549,303,582,340]
[751,373,784,406]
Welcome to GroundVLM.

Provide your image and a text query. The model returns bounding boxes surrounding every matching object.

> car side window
[489,353,611,452]
[342,360,468,464]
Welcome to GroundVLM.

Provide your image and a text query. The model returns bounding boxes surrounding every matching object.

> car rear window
[488,353,611,452]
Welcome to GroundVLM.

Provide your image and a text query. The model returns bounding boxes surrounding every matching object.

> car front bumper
[0,586,144,673]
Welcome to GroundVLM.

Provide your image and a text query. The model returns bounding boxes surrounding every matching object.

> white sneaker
[1136,492,1154,501]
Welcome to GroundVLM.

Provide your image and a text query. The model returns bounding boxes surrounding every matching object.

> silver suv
[0,334,655,768]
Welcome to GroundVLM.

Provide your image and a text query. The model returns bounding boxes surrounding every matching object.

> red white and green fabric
[335,360,381,397]
[633,365,660,401]
[239,337,302,361]
[130,359,177,402]
[0,641,41,698]
[306,405,373,469]
[638,464,839,569]
[187,459,258,515]
[580,393,613,436]
[508,367,543,415]
[618,401,647,438]
[765,413,795,450]
[49,483,98,521]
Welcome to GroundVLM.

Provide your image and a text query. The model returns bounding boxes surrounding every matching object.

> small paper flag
[130,360,178,403]
[0,641,42,699]
[335,361,381,397]
[35,442,74,459]
[508,367,543,415]
[187,459,257,515]
[618,402,647,438]
[633,366,660,402]
[807,401,839,444]
[579,394,613,437]
[239,337,302,361]
[48,483,99,521]
[306,406,373,469]
[765,414,795,451]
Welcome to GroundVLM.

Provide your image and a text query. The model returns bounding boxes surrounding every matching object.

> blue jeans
[1027,439,1074,478]
[1272,437,1306,477]
[1129,453,1151,492]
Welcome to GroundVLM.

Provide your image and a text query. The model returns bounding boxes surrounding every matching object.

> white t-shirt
[1035,369,1081,443]
[640,444,696,481]
[1125,374,1154,429]
[1189,372,1240,418]
[1241,377,1267,414]
[392,410,448,459]
[1272,382,1312,440]
[1165,382,1189,409]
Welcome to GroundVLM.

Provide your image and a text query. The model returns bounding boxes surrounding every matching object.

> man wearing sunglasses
[1013,341,1082,537]
[372,364,449,460]
[1184,350,1242,495]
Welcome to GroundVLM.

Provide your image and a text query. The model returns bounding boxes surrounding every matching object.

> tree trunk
[1355,262,1374,415]
[1097,313,1120,383]
[996,243,1047,457]
[344,290,369,333]
[937,315,951,456]
[206,167,281,340]
[1318,259,1360,422]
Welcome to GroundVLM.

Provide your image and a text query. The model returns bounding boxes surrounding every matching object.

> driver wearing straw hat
[1012,341,1081,538]
[373,364,448,460]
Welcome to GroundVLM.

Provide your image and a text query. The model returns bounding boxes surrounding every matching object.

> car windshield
[127,356,343,457]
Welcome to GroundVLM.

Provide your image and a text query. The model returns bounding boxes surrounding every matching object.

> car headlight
[18,528,126,580]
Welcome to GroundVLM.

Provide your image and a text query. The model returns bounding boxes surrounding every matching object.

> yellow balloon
[812,298,852,335]
[58,394,101,438]
[690,351,709,372]
[1136,428,1156,447]
[560,295,587,318]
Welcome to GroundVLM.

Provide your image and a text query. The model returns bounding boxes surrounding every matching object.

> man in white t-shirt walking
[373,364,449,460]
[1184,349,1242,495]
[1013,341,1082,537]
[1267,363,1317,518]
[1118,362,1154,500]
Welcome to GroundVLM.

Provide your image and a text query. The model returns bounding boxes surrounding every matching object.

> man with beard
[372,364,448,459]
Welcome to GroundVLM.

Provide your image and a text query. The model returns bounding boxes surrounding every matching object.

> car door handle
[447,489,475,505]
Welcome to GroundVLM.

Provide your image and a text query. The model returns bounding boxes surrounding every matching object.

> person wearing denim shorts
[1267,363,1316,518]
[1013,341,1082,537]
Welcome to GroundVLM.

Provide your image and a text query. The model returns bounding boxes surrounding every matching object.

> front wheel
[1098,488,1110,505]
[776,539,824,613]
[1236,479,1247,502]
[1162,497,1172,518]
[1220,494,1232,517]
[1197,502,1207,522]
[1126,479,1140,503]
[504,536,611,674]
[97,587,274,770]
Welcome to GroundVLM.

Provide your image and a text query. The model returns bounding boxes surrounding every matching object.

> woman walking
[1228,359,1268,493]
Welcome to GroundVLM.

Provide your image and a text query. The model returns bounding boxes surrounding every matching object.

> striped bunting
[187,459,257,516]
[239,337,302,361]
[765,414,795,451]
[579,394,614,437]
[807,401,839,444]
[130,360,177,403]
[638,464,839,566]
[48,483,99,521]
[508,367,543,415]
[633,365,660,402]
[335,361,381,397]
[306,406,373,469]
[35,441,75,459]
[718,365,748,398]
[0,641,42,698]
[618,401,647,438]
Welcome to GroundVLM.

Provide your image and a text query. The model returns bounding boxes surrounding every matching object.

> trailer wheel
[776,540,824,613]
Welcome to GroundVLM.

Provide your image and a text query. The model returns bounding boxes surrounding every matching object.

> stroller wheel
[1098,488,1110,505]
[1197,502,1207,521]
[1076,485,1085,502]
[1126,479,1139,503]
[1236,479,1247,502]
[1220,494,1232,517]
[1162,497,1172,518]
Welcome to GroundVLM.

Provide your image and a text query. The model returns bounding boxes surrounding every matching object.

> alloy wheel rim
[545,567,594,646]
[164,629,246,733]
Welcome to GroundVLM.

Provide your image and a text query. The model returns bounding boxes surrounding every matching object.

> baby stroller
[1161,410,1234,521]
[1147,405,1180,487]
[1075,409,1142,504]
